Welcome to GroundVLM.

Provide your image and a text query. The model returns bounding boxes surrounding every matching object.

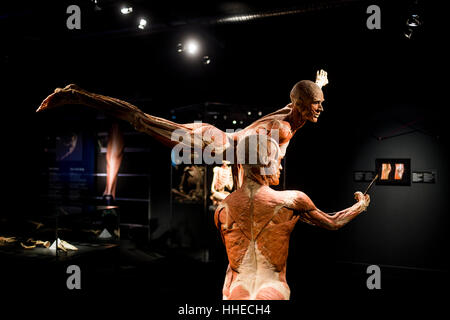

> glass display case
[169,164,209,260]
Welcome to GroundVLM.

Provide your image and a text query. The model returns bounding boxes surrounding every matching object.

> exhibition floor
[1,238,447,299]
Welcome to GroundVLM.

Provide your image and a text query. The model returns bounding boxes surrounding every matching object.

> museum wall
[345,130,449,270]
[285,103,449,271]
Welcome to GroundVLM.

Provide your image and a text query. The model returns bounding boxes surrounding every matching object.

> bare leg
[103,122,124,199]
[37,84,230,151]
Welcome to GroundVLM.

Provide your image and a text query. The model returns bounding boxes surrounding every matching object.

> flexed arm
[284,191,370,230]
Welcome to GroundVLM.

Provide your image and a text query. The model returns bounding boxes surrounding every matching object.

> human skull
[238,135,282,186]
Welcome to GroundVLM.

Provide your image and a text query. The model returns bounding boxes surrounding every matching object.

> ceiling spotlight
[92,0,101,11]
[176,43,184,53]
[202,56,211,65]
[138,18,147,30]
[185,40,199,55]
[247,111,251,115]
[121,7,133,14]
[258,111,262,116]
[406,14,422,28]
[232,120,237,125]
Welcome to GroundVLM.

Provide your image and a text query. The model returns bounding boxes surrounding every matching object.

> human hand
[315,69,329,88]
[354,191,370,212]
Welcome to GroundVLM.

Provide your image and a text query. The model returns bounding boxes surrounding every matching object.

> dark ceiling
[1,0,444,139]
[2,1,430,46]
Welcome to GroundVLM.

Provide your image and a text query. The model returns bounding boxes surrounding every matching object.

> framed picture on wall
[375,158,411,186]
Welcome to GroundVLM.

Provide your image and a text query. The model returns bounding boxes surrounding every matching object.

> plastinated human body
[210,161,234,205]
[36,71,328,187]
[214,136,370,300]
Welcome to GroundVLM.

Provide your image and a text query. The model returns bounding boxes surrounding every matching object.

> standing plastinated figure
[210,160,234,206]
[215,135,370,300]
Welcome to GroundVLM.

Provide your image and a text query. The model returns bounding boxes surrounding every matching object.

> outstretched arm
[284,191,370,230]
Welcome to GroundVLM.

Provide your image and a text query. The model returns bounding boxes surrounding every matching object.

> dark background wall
[285,105,449,272]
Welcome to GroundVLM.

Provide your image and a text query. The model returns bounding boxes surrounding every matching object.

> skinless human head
[237,135,283,186]
[290,80,324,123]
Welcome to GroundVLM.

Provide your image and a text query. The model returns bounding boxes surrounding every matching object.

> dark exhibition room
[0,0,448,316]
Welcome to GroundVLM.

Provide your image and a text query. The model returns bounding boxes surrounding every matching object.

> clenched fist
[354,191,370,212]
